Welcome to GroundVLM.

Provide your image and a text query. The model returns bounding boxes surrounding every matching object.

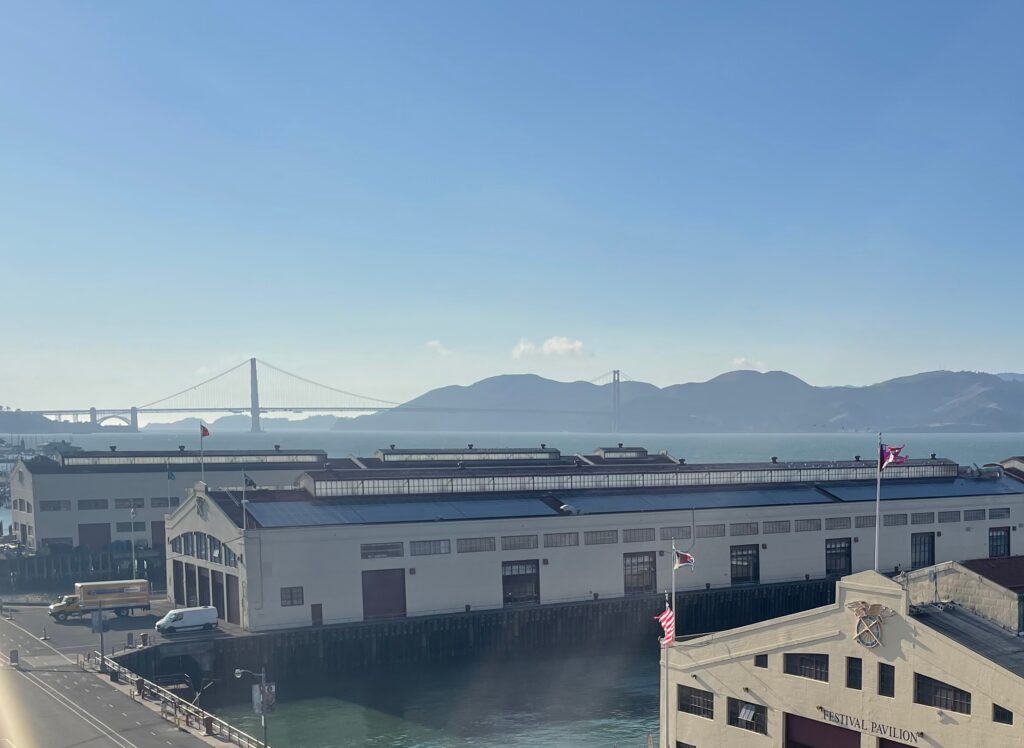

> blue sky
[2,2,1023,409]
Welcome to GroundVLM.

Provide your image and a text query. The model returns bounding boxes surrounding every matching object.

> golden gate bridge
[17,359,632,432]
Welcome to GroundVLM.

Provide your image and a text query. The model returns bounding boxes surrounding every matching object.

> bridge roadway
[0,603,223,748]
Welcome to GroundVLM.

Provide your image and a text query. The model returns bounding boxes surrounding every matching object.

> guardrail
[81,651,266,748]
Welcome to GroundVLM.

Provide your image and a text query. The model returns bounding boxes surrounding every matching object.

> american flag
[656,602,675,647]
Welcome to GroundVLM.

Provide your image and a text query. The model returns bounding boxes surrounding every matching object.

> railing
[81,651,266,748]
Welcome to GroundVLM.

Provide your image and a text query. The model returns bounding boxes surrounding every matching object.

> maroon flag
[880,444,907,470]
[673,551,695,571]
[200,424,210,438]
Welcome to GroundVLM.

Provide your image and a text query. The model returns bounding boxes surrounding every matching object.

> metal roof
[818,476,1024,502]
[914,605,1024,679]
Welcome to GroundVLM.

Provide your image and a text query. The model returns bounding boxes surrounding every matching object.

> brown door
[184,562,198,607]
[785,713,859,748]
[311,603,323,626]
[362,569,406,619]
[78,523,111,552]
[172,560,185,606]
[211,570,225,619]
[151,520,165,548]
[197,567,211,606]
[225,574,240,625]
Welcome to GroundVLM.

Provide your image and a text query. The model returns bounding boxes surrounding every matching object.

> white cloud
[513,336,586,359]
[732,356,767,371]
[425,340,451,356]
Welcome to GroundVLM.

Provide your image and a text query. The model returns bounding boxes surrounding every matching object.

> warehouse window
[696,524,725,538]
[114,498,146,510]
[993,704,1013,725]
[78,499,109,511]
[784,653,828,682]
[677,685,714,719]
[280,587,304,607]
[825,538,852,577]
[502,534,538,551]
[410,539,451,556]
[361,542,404,559]
[763,520,791,534]
[879,663,895,697]
[825,517,851,530]
[884,514,908,527]
[730,523,758,536]
[727,698,767,735]
[846,657,862,690]
[911,532,935,570]
[938,511,961,523]
[911,512,934,525]
[660,526,691,541]
[543,532,579,548]
[39,501,71,512]
[622,528,655,543]
[914,673,971,714]
[855,515,876,528]
[151,497,170,508]
[585,530,618,545]
[730,545,760,585]
[456,537,495,553]
[989,527,1010,558]
[115,521,145,533]
[170,536,183,554]
[623,552,656,595]
[795,519,821,532]
[965,509,986,521]
[990,508,1011,520]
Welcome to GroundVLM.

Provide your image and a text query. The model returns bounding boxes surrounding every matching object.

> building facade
[161,447,1024,632]
[663,567,1024,747]
[8,448,327,553]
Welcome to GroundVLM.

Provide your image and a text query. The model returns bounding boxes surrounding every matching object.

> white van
[155,606,218,634]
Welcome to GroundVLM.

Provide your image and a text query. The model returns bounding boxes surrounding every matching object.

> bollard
[203,715,213,735]
[136,677,145,699]
[40,626,49,641]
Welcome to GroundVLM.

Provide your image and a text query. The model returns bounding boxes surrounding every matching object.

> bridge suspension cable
[255,359,401,407]
[137,360,250,409]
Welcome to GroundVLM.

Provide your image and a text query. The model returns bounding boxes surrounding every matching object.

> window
[280,586,304,607]
[676,743,696,748]
[39,500,71,512]
[676,685,714,719]
[151,497,170,508]
[795,519,821,532]
[209,537,222,563]
[114,498,146,509]
[993,704,1013,725]
[884,514,908,527]
[989,527,1010,558]
[623,552,657,595]
[965,509,986,521]
[855,515,876,528]
[410,539,451,556]
[878,663,895,697]
[730,545,760,585]
[660,526,691,541]
[502,534,538,551]
[622,528,655,543]
[990,508,1011,520]
[502,560,540,606]
[825,538,852,577]
[911,532,935,570]
[170,536,183,554]
[846,657,862,690]
[763,520,791,534]
[585,530,618,545]
[911,512,935,525]
[457,537,495,553]
[754,654,768,669]
[938,510,961,523]
[696,524,725,538]
[223,545,238,567]
[825,517,851,530]
[730,523,758,536]
[914,673,971,714]
[727,698,767,734]
[543,532,579,548]
[115,521,145,533]
[169,497,180,507]
[784,653,829,682]
[196,533,208,560]
[361,542,404,559]
[78,499,108,510]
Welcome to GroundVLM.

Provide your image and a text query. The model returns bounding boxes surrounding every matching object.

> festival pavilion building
[662,559,1024,747]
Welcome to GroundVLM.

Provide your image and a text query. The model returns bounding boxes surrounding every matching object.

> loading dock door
[785,713,859,748]
[225,574,240,625]
[78,523,111,553]
[211,570,225,619]
[362,569,407,620]
[172,560,185,606]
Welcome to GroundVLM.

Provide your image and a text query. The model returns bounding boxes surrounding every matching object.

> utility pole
[250,357,262,434]
[612,370,621,433]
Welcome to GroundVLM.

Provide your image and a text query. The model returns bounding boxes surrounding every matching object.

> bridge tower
[250,357,262,433]
[612,369,621,433]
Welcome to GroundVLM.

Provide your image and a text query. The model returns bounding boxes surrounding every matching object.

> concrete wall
[166,486,1024,632]
[665,572,1024,748]
[902,560,1020,633]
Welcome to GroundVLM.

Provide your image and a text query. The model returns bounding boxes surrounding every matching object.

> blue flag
[167,470,176,480]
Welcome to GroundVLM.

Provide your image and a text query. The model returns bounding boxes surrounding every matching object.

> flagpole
[662,590,670,748]
[671,541,677,640]
[874,432,882,572]
[200,424,206,483]
[166,460,171,505]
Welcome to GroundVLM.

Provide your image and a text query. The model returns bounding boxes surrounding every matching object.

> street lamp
[235,667,270,747]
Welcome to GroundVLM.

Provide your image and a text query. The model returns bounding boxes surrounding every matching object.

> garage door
[785,713,860,748]
[362,569,406,620]
[78,523,111,552]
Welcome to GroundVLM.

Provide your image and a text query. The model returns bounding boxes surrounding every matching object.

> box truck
[48,579,151,621]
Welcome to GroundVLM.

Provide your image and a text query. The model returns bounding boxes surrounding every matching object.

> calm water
[14,430,1024,746]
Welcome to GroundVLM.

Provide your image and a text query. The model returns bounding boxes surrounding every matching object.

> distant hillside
[145,415,338,431]
[334,370,1024,433]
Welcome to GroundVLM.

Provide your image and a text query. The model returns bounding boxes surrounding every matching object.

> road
[0,606,213,748]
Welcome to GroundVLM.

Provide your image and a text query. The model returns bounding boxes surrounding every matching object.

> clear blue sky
[2,2,1023,409]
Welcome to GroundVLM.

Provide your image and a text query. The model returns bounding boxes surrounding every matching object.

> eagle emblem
[846,601,896,648]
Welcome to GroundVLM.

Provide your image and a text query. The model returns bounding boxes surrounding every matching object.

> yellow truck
[48,579,151,621]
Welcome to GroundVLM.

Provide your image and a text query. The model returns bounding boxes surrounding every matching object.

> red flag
[880,444,907,470]
[674,551,695,571]
[200,424,210,438]
[655,602,675,647]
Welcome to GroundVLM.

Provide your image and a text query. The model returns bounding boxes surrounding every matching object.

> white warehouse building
[161,446,1024,632]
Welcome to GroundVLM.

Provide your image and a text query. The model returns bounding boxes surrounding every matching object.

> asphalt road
[0,611,211,748]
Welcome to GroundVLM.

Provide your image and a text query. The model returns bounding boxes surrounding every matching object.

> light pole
[235,667,269,747]
[129,507,137,579]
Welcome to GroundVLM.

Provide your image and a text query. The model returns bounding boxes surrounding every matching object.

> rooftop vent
[274,444,281,451]
[771,456,778,464]
[178,445,186,452]
[854,455,861,462]
[109,446,116,452]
